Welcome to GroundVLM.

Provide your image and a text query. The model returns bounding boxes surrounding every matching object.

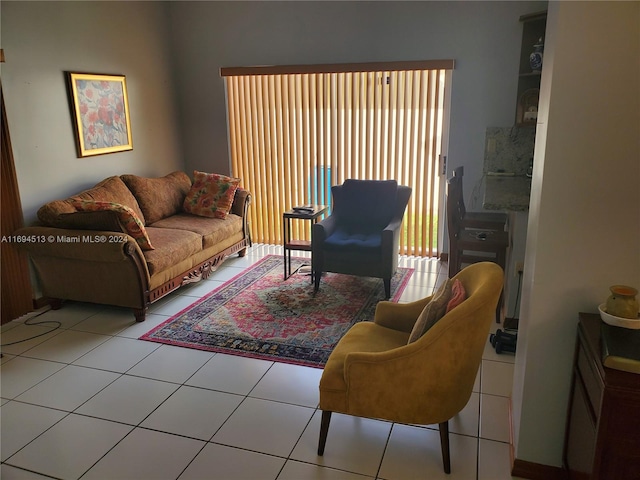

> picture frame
[66,72,133,157]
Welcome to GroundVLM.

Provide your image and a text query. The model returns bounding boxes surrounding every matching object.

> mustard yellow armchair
[317,261,504,474]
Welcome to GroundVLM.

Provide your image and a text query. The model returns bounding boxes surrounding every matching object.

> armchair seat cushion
[324,228,382,252]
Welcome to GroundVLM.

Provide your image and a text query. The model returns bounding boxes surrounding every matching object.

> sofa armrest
[13,226,146,264]
[231,188,251,217]
[13,225,152,311]
[231,188,252,245]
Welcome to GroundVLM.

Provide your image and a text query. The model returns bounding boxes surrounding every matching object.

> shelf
[518,72,542,78]
[285,240,311,251]
[515,11,547,126]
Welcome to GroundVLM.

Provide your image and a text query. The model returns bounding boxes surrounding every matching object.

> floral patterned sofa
[15,171,251,321]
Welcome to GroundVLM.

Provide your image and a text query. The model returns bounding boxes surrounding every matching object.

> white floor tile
[18,330,110,364]
[15,365,119,411]
[0,323,63,356]
[478,438,519,480]
[0,352,16,365]
[117,313,170,339]
[69,306,137,335]
[378,424,478,480]
[0,250,521,480]
[72,336,160,372]
[0,357,66,399]
[1,464,54,479]
[31,302,101,328]
[180,443,286,480]
[75,375,178,425]
[127,344,213,384]
[178,279,220,298]
[447,391,480,437]
[250,362,323,407]
[212,397,314,457]
[5,413,132,480]
[405,270,439,289]
[398,284,432,303]
[480,394,511,443]
[291,411,392,477]
[279,460,374,480]
[141,385,243,440]
[147,294,201,317]
[186,353,272,395]
[0,402,67,461]
[207,264,250,282]
[81,427,204,480]
[481,360,514,397]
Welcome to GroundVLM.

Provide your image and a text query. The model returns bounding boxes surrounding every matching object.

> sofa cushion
[150,213,244,249]
[407,279,453,344]
[143,227,202,276]
[183,171,240,219]
[38,176,145,227]
[71,200,155,251]
[121,171,192,224]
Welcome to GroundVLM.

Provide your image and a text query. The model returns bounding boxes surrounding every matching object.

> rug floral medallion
[140,255,413,368]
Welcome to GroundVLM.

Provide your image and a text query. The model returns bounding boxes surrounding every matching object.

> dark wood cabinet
[563,313,640,480]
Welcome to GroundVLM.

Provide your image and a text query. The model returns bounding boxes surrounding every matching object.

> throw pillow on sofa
[71,200,155,251]
[38,176,145,228]
[121,171,192,225]
[183,171,240,219]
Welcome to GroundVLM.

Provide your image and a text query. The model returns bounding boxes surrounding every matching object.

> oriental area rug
[140,255,413,368]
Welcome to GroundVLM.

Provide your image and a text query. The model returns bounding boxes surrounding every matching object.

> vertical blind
[222,60,453,257]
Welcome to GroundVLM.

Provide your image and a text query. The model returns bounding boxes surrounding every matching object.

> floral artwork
[67,73,133,157]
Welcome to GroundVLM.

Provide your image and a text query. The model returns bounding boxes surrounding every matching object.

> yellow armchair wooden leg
[439,420,451,474]
[318,410,332,455]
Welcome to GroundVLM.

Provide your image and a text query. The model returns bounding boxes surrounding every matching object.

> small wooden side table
[283,205,328,280]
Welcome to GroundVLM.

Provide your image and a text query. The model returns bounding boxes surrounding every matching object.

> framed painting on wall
[66,72,133,157]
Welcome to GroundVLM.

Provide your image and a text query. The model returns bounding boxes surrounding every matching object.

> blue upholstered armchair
[312,179,411,298]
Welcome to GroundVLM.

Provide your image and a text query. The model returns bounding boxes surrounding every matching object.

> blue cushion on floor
[324,228,382,252]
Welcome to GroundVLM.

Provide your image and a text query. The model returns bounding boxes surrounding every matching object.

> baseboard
[512,458,568,480]
[509,400,568,480]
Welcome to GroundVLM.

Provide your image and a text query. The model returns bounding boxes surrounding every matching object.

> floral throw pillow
[71,200,155,251]
[183,171,240,219]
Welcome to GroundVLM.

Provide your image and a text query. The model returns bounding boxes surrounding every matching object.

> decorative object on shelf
[599,304,640,329]
[66,72,133,157]
[529,37,544,73]
[516,88,540,125]
[605,284,639,319]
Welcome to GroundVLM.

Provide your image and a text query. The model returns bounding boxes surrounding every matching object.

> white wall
[167,0,546,200]
[512,1,640,467]
[1,1,183,224]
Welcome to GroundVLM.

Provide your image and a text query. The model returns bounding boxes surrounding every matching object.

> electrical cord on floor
[0,306,61,347]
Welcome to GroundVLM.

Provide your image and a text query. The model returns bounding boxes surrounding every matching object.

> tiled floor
[1,244,521,479]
